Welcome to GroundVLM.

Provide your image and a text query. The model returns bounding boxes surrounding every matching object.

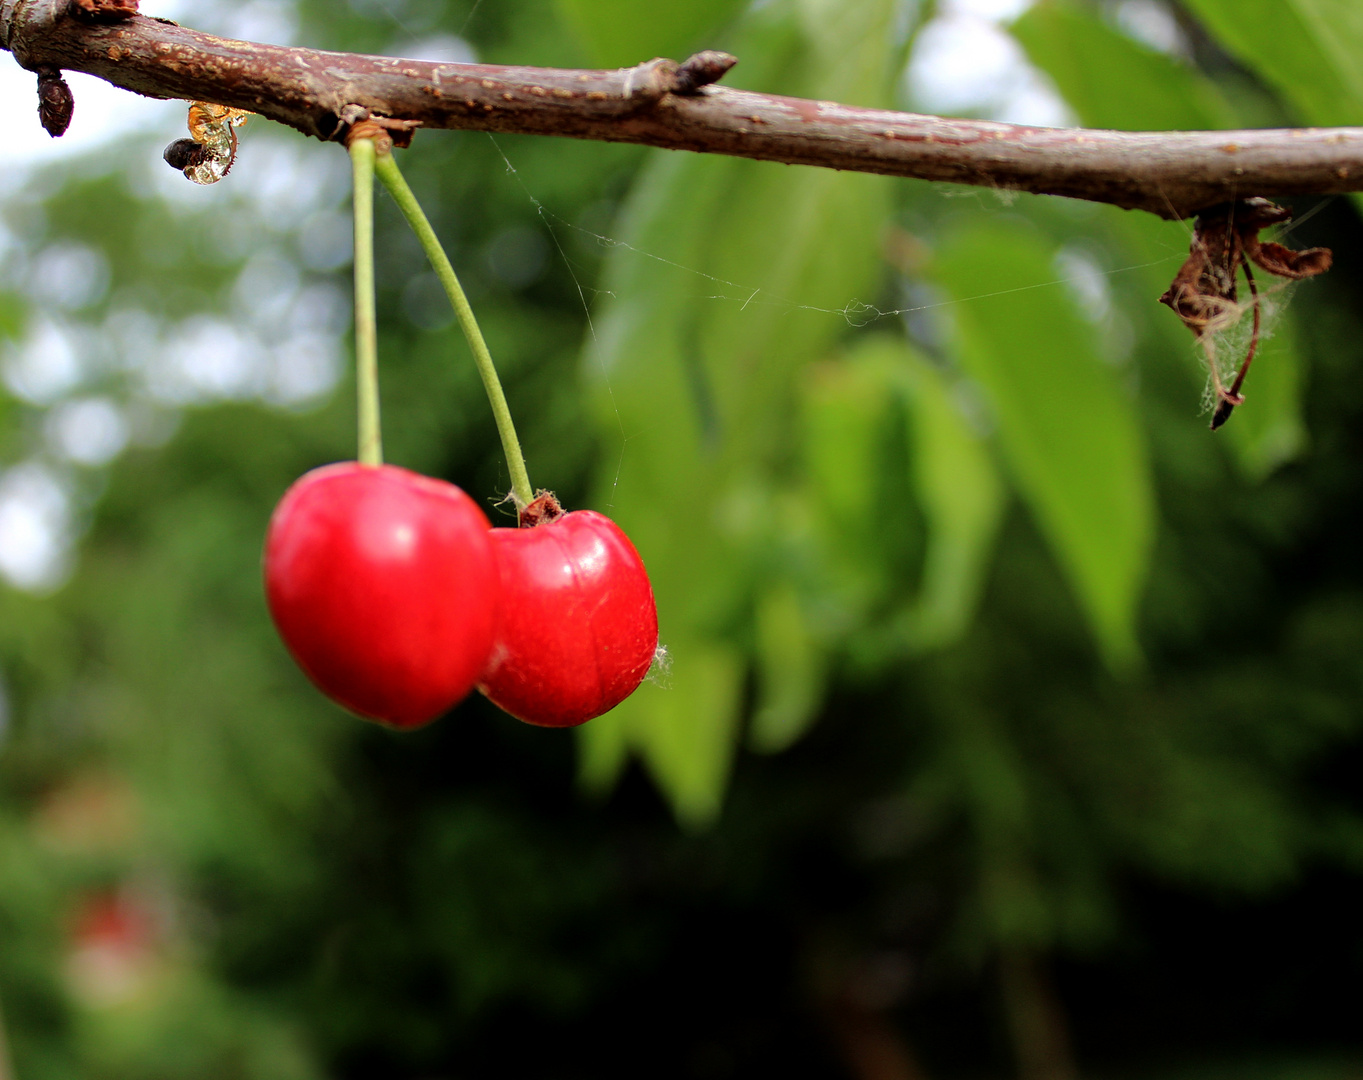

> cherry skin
[264,462,498,728]
[478,495,658,728]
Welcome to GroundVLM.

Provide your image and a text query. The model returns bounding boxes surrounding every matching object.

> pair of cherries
[263,462,658,729]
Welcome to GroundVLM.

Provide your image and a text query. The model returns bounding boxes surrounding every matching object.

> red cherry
[478,495,658,728]
[264,462,498,728]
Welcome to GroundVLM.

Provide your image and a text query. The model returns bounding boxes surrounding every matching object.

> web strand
[483,141,1271,457]
[486,135,631,504]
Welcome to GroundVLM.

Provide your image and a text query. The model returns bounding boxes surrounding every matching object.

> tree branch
[6,2,1363,219]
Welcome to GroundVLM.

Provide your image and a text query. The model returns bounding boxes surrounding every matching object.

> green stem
[350,137,383,467]
[373,150,534,509]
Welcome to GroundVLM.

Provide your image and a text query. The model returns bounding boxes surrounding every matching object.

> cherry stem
[372,149,534,510]
[349,137,383,467]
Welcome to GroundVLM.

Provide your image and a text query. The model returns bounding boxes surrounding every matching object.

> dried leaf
[1159,198,1330,428]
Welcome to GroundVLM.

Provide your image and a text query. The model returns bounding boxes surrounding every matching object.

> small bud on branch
[35,62,72,135]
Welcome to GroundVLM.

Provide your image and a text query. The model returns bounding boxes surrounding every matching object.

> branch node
[345,118,392,155]
[336,104,420,151]
[336,103,370,129]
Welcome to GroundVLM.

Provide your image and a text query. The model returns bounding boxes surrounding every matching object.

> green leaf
[1180,0,1363,125]
[898,345,1007,652]
[801,353,894,532]
[553,0,748,68]
[931,219,1154,668]
[801,335,1005,657]
[0,294,20,430]
[1010,2,1237,130]
[577,0,901,824]
[797,350,900,624]
[0,292,25,340]
[749,584,826,754]
[579,641,745,830]
[576,698,633,795]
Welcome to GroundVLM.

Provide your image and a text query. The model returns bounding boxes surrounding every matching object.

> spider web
[1193,276,1299,417]
[490,135,1184,333]
[482,139,1338,492]
[481,134,1238,472]
[1164,198,1330,420]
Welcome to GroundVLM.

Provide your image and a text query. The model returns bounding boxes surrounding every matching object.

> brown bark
[6,1,1363,218]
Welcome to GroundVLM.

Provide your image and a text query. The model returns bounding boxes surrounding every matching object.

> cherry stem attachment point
[350,137,383,467]
[372,149,534,510]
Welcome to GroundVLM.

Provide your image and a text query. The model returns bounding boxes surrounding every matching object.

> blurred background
[2,0,1362,1077]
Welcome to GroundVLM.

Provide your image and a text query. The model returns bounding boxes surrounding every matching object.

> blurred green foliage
[2,0,1363,1077]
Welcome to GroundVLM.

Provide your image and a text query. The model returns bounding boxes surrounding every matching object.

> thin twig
[6,5,1363,219]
